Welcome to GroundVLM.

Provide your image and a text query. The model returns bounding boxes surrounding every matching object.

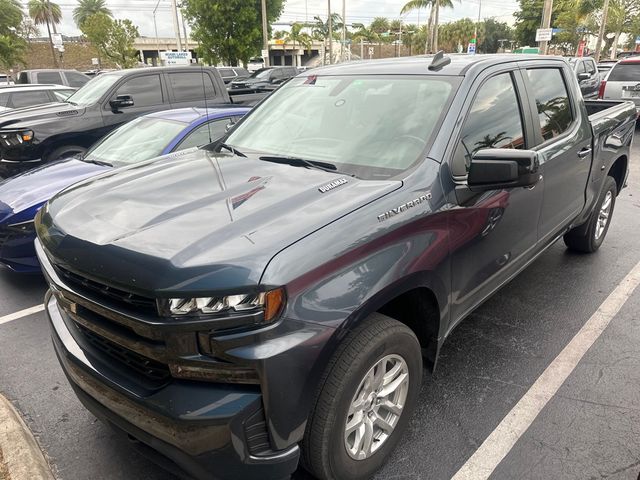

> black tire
[564,175,617,253]
[301,313,422,480]
[46,145,87,161]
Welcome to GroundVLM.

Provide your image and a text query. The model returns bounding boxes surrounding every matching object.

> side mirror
[109,94,134,111]
[577,72,590,81]
[468,149,540,191]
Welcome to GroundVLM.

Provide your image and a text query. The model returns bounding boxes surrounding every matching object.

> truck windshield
[65,73,119,106]
[226,75,458,180]
[85,116,186,166]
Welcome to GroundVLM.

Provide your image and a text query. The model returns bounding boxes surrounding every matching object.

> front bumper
[0,227,39,272]
[46,290,300,480]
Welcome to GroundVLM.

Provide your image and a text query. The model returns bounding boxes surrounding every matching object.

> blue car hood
[0,159,109,222]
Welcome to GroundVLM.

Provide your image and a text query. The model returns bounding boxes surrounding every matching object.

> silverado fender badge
[318,177,348,193]
[377,193,432,222]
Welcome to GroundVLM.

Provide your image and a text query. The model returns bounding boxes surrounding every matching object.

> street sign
[160,51,192,65]
[467,42,476,55]
[535,28,553,42]
[368,46,374,58]
[51,33,63,47]
[635,36,640,45]
[261,49,268,58]
[91,57,99,65]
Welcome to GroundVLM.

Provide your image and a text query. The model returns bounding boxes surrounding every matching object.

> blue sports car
[0,106,249,272]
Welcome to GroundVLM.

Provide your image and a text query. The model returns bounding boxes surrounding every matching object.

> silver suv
[599,57,640,113]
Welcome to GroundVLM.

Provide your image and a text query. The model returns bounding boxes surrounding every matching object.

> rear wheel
[302,313,422,480]
[564,176,617,253]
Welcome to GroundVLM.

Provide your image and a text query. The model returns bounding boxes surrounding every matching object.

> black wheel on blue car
[46,145,87,161]
[301,313,422,480]
[564,176,617,253]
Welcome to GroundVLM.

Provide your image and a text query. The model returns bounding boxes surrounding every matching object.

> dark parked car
[568,57,600,98]
[0,66,232,177]
[217,66,250,84]
[16,69,90,88]
[0,106,248,272]
[37,55,636,480]
[0,84,76,113]
[229,66,298,93]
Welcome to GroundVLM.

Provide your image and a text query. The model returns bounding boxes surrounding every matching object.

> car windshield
[226,74,458,180]
[64,73,119,106]
[250,69,272,79]
[86,116,186,166]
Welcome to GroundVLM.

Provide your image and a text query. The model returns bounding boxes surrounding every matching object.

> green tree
[28,0,62,67]
[0,0,26,69]
[82,13,140,68]
[285,22,312,66]
[73,0,111,29]
[481,18,513,53]
[401,0,455,53]
[181,0,284,66]
[439,18,478,52]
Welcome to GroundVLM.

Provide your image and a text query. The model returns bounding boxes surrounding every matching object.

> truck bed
[585,99,637,139]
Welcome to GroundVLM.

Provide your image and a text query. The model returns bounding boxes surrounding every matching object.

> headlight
[0,130,34,146]
[157,287,285,322]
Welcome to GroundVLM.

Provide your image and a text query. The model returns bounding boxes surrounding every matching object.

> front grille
[54,265,157,315]
[76,323,171,385]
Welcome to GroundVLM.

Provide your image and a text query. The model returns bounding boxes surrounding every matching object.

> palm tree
[284,22,312,67]
[311,13,343,63]
[73,0,111,29]
[400,0,455,53]
[352,23,379,58]
[28,0,62,66]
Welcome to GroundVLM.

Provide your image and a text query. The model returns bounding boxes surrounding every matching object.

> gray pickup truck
[36,54,636,480]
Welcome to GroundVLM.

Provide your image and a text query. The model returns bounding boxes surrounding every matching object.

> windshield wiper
[259,155,353,176]
[82,157,112,167]
[218,142,246,157]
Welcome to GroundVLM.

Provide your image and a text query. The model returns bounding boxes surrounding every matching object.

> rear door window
[452,72,526,177]
[9,91,52,108]
[0,92,9,107]
[608,63,640,81]
[115,75,164,107]
[218,68,234,77]
[526,68,573,142]
[168,72,217,102]
[37,71,64,84]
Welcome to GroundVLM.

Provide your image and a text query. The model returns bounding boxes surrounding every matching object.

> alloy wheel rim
[344,354,409,460]
[595,191,613,241]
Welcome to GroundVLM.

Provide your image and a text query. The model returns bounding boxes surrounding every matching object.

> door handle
[577,148,592,159]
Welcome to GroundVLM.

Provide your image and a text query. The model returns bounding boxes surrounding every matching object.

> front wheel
[302,313,422,480]
[564,176,617,253]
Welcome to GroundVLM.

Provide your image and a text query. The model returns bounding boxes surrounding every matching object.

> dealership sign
[160,51,192,65]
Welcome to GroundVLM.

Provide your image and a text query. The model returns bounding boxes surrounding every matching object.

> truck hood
[39,149,401,296]
[0,158,109,222]
[0,102,85,129]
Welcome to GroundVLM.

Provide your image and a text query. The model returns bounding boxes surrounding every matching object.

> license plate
[623,90,640,98]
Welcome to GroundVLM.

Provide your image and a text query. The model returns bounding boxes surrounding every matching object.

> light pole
[328,0,333,64]
[538,0,553,55]
[341,0,346,62]
[261,0,270,67]
[153,0,161,63]
[473,0,481,49]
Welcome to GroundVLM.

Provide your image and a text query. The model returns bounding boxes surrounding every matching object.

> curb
[0,394,55,480]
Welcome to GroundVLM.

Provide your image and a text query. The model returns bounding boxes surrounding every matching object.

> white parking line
[0,304,45,326]
[452,259,640,480]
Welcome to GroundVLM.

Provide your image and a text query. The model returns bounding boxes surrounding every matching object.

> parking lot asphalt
[0,125,639,480]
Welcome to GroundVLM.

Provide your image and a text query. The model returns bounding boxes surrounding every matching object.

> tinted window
[577,61,587,73]
[608,63,640,81]
[218,68,234,77]
[452,72,525,177]
[9,91,52,108]
[235,68,249,77]
[585,60,596,74]
[176,119,231,150]
[526,68,573,142]
[0,93,9,107]
[168,72,216,102]
[65,71,89,88]
[115,75,163,107]
[37,72,63,84]
[17,72,28,84]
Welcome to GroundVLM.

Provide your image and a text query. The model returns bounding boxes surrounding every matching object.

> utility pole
[153,0,161,63]
[170,0,182,51]
[594,0,610,63]
[328,0,333,64]
[181,12,189,53]
[473,0,481,48]
[341,0,346,62]
[398,20,402,57]
[261,0,270,67]
[539,0,553,55]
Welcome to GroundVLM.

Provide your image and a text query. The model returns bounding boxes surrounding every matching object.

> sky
[23,0,521,39]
